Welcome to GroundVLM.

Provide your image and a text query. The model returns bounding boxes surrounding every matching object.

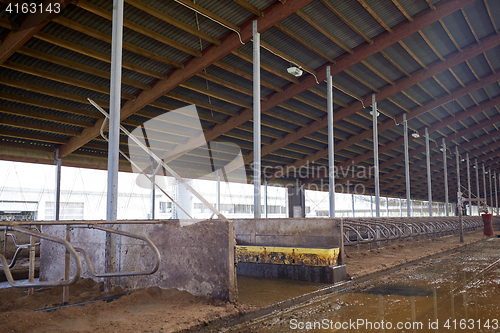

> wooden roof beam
[58,0,475,159]
[75,0,201,57]
[0,0,73,65]
[34,32,166,80]
[319,0,372,44]
[300,72,500,184]
[484,0,499,35]
[233,0,263,17]
[295,10,353,54]
[357,0,393,33]
[124,0,220,45]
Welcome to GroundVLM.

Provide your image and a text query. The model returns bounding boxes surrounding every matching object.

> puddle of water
[240,238,500,332]
[237,275,325,307]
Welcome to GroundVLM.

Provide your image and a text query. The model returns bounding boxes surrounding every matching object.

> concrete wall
[233,218,341,248]
[40,220,237,302]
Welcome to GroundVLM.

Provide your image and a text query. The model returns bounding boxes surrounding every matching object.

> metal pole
[150,160,155,220]
[404,113,411,217]
[425,127,432,216]
[386,192,389,217]
[370,190,373,217]
[216,169,220,212]
[54,150,69,301]
[421,197,423,216]
[372,94,380,217]
[54,150,62,221]
[456,145,463,242]
[351,190,355,217]
[466,153,471,216]
[264,179,268,218]
[475,158,480,215]
[105,0,124,292]
[443,138,449,216]
[327,66,335,218]
[489,167,493,214]
[495,171,498,215]
[483,163,487,213]
[253,20,261,218]
[399,192,402,217]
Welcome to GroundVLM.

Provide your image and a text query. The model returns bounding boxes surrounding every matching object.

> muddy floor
[233,236,500,332]
[0,230,494,332]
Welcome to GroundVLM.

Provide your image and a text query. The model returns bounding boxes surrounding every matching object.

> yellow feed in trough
[236,245,340,267]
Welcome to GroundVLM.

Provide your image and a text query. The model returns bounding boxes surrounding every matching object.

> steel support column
[475,158,480,215]
[489,167,493,213]
[386,192,389,217]
[150,160,155,220]
[456,145,463,242]
[372,94,380,217]
[425,127,432,216]
[253,20,261,218]
[105,0,124,292]
[264,178,268,218]
[483,163,487,213]
[54,149,62,221]
[399,192,402,217]
[495,171,498,215]
[327,66,335,217]
[351,190,355,217]
[216,169,220,212]
[404,113,411,217]
[466,153,471,216]
[443,138,449,216]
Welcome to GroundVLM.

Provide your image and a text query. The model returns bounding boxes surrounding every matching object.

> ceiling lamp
[369,110,380,117]
[411,132,420,138]
[287,66,303,77]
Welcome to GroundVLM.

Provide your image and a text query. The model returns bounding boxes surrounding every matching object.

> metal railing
[342,216,486,250]
[0,220,162,290]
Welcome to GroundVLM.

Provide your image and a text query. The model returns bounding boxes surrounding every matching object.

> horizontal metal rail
[3,227,41,269]
[74,225,161,277]
[0,226,82,288]
[342,216,484,247]
[0,222,162,288]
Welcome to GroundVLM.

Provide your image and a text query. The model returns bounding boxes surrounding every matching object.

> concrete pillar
[288,185,305,218]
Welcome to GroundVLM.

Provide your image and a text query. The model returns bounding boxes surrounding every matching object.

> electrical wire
[175,0,244,45]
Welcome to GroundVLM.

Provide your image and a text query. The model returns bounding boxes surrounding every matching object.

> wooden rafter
[0,0,73,65]
[57,0,478,161]
[34,32,166,80]
[357,0,392,33]
[295,10,353,54]
[52,16,184,68]
[233,0,263,17]
[124,0,220,45]
[319,0,372,44]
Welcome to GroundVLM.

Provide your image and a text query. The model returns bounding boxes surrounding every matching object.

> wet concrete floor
[235,237,500,332]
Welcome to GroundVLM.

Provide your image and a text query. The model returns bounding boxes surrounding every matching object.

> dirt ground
[0,278,253,333]
[0,230,492,332]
